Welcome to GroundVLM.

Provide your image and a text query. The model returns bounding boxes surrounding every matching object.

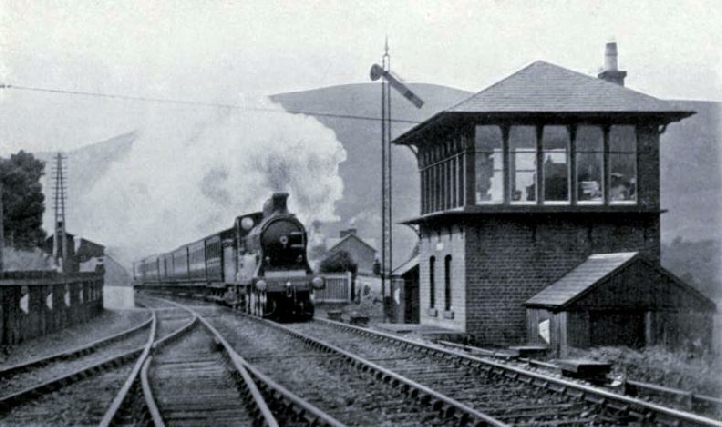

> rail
[143,297,279,427]
[258,316,507,426]
[0,312,153,379]
[317,317,722,427]
[98,308,158,427]
[0,310,155,417]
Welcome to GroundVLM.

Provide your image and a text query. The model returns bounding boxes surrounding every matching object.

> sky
[1,0,720,154]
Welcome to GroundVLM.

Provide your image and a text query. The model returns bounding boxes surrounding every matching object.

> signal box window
[542,125,570,203]
[475,125,504,204]
[609,125,637,203]
[444,255,452,311]
[510,125,537,203]
[429,256,436,308]
[576,125,604,203]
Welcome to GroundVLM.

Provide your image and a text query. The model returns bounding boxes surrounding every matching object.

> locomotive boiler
[134,193,324,321]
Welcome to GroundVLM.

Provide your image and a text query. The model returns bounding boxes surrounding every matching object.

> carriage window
[475,125,504,204]
[510,125,537,203]
[576,125,604,203]
[542,125,570,203]
[609,125,637,203]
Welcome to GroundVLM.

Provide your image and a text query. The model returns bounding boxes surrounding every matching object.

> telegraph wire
[2,84,424,125]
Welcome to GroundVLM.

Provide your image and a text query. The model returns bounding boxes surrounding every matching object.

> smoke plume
[45,98,346,264]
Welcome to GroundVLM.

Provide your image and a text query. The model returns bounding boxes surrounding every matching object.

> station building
[392,44,715,353]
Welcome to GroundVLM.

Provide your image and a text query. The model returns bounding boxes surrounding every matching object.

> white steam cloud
[47,98,346,263]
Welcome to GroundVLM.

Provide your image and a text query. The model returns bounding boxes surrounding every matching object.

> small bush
[586,346,722,395]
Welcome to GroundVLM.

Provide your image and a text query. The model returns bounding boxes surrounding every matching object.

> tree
[319,250,357,274]
[0,151,47,250]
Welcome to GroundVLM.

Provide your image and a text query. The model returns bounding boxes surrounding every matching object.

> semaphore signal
[369,39,424,322]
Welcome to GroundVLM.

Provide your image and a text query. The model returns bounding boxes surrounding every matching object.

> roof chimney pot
[598,42,627,86]
[604,42,619,71]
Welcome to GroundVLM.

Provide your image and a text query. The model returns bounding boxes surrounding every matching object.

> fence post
[347,271,352,302]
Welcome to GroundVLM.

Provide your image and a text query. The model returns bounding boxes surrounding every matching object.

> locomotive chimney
[263,192,289,216]
[597,41,627,86]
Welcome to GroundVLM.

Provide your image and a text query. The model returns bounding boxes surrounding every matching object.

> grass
[580,345,722,396]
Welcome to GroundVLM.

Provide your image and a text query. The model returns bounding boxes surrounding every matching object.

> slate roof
[327,233,378,254]
[526,252,716,311]
[394,61,694,145]
[525,252,638,308]
[447,61,687,113]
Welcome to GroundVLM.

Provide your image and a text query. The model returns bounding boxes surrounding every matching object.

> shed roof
[526,253,637,307]
[392,255,419,276]
[394,61,694,145]
[525,252,716,312]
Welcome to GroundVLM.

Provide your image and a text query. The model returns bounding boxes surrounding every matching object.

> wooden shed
[525,253,716,356]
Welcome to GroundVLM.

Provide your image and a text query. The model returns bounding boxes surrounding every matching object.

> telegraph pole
[381,41,391,322]
[370,39,423,321]
[0,181,4,272]
[52,153,69,273]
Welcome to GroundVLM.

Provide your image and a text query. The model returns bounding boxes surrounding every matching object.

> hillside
[34,131,137,234]
[661,101,722,242]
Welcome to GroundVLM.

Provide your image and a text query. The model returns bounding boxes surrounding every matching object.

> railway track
[0,299,198,426]
[143,312,266,426]
[139,299,308,427]
[144,296,497,426]
[0,310,154,421]
[100,302,197,426]
[282,318,722,427]
[39,292,712,427]
[209,311,490,426]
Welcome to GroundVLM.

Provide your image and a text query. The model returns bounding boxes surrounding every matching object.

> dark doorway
[590,311,645,347]
[403,266,420,324]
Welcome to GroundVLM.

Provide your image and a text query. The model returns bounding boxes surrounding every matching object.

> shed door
[590,312,645,347]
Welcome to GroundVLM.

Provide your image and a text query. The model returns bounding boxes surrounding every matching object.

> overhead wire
[2,84,424,125]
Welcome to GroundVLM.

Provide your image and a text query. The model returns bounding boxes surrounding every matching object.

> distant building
[392,43,716,354]
[325,227,378,275]
[42,232,105,274]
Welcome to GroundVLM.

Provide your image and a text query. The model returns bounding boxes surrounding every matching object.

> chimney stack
[263,192,289,217]
[340,227,357,238]
[597,42,627,86]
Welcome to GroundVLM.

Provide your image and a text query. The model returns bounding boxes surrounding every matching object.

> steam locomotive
[134,193,324,321]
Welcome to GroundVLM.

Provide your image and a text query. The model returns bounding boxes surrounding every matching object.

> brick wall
[418,224,466,332]
[463,214,660,345]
